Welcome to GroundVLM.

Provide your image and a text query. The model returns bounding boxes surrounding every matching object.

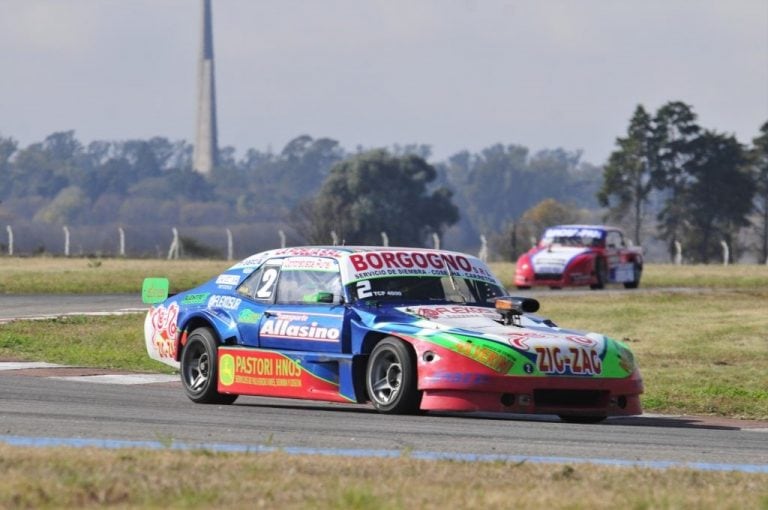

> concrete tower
[193,0,218,175]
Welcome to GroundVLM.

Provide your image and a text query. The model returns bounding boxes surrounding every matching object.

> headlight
[616,342,636,373]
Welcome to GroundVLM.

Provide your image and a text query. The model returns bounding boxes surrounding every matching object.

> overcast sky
[1,0,766,165]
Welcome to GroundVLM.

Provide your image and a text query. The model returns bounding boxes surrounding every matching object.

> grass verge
[0,314,173,374]
[0,257,229,294]
[1,446,766,509]
[537,289,768,420]
[2,257,768,294]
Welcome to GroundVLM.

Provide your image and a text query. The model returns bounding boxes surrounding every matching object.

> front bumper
[418,370,643,416]
[515,271,595,288]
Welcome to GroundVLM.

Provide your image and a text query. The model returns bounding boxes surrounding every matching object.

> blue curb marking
[1,435,766,474]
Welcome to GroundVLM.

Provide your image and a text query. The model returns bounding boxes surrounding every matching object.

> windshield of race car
[541,227,604,248]
[347,275,506,305]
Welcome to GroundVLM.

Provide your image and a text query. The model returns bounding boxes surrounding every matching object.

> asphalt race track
[1,294,766,471]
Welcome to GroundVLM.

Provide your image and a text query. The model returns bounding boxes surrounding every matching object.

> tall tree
[455,144,529,234]
[294,150,458,246]
[598,105,655,245]
[652,101,701,258]
[680,131,752,263]
[749,121,768,263]
[0,135,18,198]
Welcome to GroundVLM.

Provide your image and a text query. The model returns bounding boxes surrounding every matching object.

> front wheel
[180,327,238,405]
[366,337,421,414]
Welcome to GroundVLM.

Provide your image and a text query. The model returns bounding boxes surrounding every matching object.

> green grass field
[1,257,766,508]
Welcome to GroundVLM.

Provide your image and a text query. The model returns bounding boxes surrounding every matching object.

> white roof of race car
[229,246,501,286]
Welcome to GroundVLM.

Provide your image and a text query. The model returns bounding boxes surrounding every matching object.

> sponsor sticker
[345,250,498,284]
[282,257,339,272]
[259,316,341,342]
[402,305,501,321]
[182,292,209,305]
[219,351,303,388]
[207,295,242,310]
[237,308,262,324]
[148,302,179,359]
[216,274,241,286]
[545,227,603,239]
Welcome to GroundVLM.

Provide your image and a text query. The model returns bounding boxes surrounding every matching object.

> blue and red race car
[514,225,643,290]
[143,246,643,423]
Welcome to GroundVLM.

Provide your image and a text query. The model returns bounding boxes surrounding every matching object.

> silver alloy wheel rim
[370,350,402,405]
[186,344,210,392]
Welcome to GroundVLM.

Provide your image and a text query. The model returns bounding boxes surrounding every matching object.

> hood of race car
[349,303,633,378]
[529,246,590,274]
[352,303,638,377]
[392,304,606,353]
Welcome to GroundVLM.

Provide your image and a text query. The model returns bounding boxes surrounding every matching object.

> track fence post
[6,225,12,256]
[720,240,729,266]
[226,228,233,260]
[167,227,180,260]
[63,226,70,257]
[118,227,125,257]
[478,234,488,262]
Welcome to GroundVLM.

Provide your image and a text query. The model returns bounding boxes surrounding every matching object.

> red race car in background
[515,225,643,290]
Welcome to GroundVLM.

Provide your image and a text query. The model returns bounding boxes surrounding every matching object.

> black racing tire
[516,285,531,290]
[558,414,607,424]
[366,337,422,414]
[623,262,642,289]
[180,327,238,405]
[590,258,607,290]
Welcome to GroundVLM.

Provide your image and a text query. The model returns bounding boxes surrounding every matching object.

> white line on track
[0,362,177,385]
[0,362,65,371]
[0,309,145,325]
[49,374,178,385]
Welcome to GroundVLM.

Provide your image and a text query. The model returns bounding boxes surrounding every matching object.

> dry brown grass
[1,445,766,509]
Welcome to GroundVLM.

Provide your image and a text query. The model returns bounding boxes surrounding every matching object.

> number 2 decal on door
[256,267,279,298]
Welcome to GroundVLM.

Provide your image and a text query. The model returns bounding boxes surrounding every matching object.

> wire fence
[1,222,299,260]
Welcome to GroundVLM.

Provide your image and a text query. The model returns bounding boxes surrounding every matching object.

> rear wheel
[366,337,421,414]
[180,327,238,405]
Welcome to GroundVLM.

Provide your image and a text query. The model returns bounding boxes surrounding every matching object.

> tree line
[598,101,768,263]
[1,100,765,262]
[0,131,599,257]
